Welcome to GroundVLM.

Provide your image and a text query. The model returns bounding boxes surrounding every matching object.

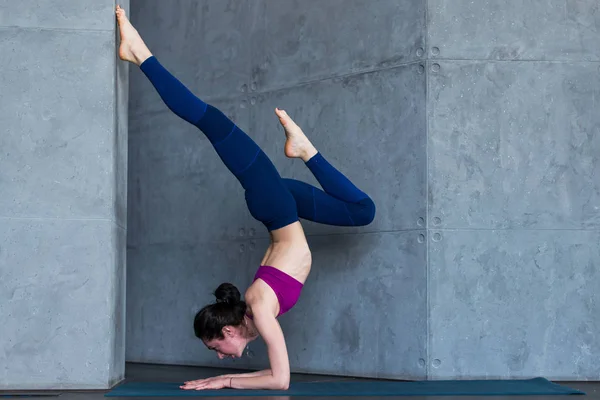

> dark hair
[194,283,247,341]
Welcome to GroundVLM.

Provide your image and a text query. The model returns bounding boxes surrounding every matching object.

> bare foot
[116,5,152,66]
[275,108,318,162]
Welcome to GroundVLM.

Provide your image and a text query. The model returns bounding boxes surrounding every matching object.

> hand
[180,376,229,390]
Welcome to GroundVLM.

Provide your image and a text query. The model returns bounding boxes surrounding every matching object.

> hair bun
[214,283,241,305]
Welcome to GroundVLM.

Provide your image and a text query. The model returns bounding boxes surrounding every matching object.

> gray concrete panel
[0,219,121,389]
[281,231,427,379]
[125,239,258,368]
[429,229,600,380]
[428,0,600,61]
[109,224,127,386]
[127,97,252,247]
[0,0,114,30]
[254,0,426,91]
[129,0,255,118]
[249,64,427,238]
[0,0,127,391]
[428,61,600,230]
[126,231,427,379]
[0,28,116,220]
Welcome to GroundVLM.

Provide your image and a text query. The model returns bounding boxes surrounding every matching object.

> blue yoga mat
[105,377,584,397]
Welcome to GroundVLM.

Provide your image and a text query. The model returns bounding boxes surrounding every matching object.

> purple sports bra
[249,265,303,317]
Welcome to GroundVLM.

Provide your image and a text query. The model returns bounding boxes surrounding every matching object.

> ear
[222,326,234,337]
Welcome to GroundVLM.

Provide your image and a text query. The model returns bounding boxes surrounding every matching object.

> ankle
[134,49,153,66]
[301,146,318,163]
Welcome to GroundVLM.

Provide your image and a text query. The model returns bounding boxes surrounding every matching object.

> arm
[228,308,290,390]
[181,369,272,390]
[223,369,272,378]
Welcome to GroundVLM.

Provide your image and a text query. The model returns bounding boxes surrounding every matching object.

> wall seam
[424,0,431,381]
[249,60,425,98]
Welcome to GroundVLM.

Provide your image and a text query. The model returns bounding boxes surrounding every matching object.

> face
[203,326,247,359]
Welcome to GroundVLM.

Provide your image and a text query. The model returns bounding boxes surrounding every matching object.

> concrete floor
[2,363,598,399]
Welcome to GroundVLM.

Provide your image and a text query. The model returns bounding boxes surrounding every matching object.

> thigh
[283,178,375,226]
[244,169,299,232]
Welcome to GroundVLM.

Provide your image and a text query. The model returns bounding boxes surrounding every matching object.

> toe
[276,108,289,121]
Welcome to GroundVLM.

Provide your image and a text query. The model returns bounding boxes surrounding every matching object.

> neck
[243,315,259,340]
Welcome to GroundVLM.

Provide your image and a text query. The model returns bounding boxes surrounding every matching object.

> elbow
[273,376,290,391]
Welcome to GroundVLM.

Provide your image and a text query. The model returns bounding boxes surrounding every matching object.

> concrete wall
[126,0,427,380]
[0,0,128,389]
[126,0,599,381]
[426,0,600,380]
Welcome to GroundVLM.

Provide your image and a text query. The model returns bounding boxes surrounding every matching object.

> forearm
[224,369,271,379]
[228,372,289,390]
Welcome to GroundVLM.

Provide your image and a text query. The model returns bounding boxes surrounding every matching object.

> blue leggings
[140,56,375,231]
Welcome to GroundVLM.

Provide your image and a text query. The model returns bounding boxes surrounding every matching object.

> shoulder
[244,280,263,305]
[244,281,279,317]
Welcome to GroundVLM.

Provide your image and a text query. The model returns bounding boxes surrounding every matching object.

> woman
[116,5,375,391]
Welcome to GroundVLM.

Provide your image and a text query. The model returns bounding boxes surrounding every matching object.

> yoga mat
[0,395,60,398]
[105,377,584,397]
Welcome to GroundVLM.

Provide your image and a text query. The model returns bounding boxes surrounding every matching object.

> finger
[181,384,201,389]
[186,379,207,385]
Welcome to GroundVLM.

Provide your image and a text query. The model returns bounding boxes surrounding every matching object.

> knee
[353,197,376,226]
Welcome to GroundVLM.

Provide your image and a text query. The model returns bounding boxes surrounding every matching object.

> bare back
[261,221,312,283]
